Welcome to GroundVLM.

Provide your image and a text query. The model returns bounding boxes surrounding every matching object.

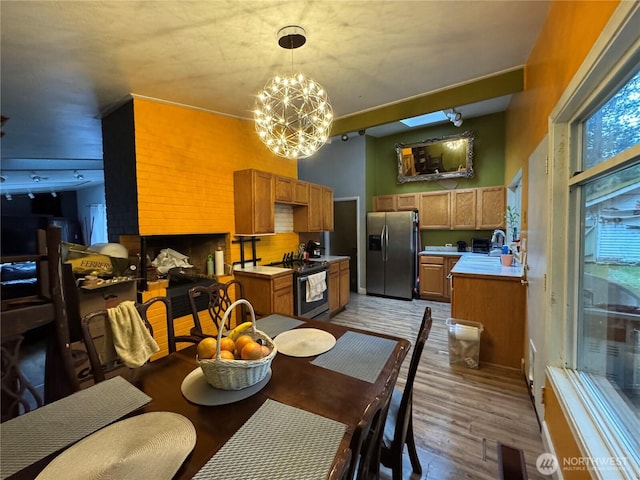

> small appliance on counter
[456,241,468,252]
[471,237,492,254]
[306,240,325,258]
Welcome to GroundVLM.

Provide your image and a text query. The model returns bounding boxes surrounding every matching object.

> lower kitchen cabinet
[419,254,460,302]
[451,273,525,369]
[328,258,350,316]
[232,270,293,316]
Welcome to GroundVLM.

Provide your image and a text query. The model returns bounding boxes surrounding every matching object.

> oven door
[294,274,329,319]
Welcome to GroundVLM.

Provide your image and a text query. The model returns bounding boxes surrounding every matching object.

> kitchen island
[232,264,294,317]
[450,254,526,369]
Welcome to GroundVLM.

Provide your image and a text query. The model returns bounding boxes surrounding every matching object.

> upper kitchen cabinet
[274,176,309,205]
[293,184,334,232]
[373,193,418,212]
[419,191,450,229]
[476,186,506,229]
[234,169,275,235]
[451,189,476,229]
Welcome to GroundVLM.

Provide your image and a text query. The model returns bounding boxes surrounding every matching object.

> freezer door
[383,211,417,299]
[366,212,386,296]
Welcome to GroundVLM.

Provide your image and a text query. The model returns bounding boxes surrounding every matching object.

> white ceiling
[0,0,549,195]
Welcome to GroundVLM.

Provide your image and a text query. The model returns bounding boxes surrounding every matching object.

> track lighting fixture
[5,193,12,200]
[31,172,42,182]
[0,175,6,183]
[341,134,349,142]
[358,130,366,136]
[446,109,463,127]
[51,191,57,197]
[74,170,84,180]
[28,192,35,199]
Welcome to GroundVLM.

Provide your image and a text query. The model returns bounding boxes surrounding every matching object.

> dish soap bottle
[207,254,214,277]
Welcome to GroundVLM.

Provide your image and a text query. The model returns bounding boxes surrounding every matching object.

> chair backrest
[393,306,432,447]
[187,279,248,334]
[348,368,397,480]
[81,296,164,384]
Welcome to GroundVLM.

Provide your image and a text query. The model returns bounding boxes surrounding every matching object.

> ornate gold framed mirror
[396,130,474,183]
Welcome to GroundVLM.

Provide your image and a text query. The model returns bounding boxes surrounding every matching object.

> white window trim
[546,2,640,479]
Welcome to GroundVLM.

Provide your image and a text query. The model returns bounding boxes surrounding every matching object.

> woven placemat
[1,376,151,480]
[256,314,305,338]
[311,331,398,383]
[192,399,347,480]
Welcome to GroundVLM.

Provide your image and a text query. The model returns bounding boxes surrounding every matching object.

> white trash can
[446,318,484,369]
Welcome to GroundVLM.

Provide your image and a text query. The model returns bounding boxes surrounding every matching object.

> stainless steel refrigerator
[366,210,418,300]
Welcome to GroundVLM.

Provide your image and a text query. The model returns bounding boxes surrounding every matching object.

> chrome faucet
[489,229,506,256]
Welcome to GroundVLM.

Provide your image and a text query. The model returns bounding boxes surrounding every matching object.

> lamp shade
[254,72,333,159]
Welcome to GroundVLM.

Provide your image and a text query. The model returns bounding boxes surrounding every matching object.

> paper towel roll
[214,249,224,276]
[454,324,479,341]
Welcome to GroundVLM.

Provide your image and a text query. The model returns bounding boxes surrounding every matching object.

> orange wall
[504,0,619,467]
[505,0,619,231]
[132,98,301,266]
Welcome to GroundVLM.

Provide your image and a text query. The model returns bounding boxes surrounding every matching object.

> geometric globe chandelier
[254,25,333,159]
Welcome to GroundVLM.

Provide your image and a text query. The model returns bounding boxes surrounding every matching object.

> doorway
[330,198,359,292]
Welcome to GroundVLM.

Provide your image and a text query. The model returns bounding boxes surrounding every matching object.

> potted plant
[505,205,520,243]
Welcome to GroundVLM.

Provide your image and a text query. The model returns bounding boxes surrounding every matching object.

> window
[571,69,640,471]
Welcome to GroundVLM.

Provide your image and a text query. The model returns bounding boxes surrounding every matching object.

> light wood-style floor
[331,293,546,480]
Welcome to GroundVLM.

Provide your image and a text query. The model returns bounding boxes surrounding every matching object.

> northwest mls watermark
[536,453,629,475]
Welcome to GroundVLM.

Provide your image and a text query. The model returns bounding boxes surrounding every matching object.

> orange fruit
[219,350,235,360]
[241,341,264,360]
[261,345,271,358]
[234,335,254,357]
[196,337,217,359]
[219,337,235,352]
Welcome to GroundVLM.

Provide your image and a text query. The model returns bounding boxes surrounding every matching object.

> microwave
[471,237,491,254]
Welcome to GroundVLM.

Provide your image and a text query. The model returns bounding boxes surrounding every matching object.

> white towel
[306,271,327,302]
[105,301,160,368]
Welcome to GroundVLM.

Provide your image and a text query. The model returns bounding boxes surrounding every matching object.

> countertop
[420,249,465,257]
[309,255,350,263]
[233,264,293,277]
[450,253,524,278]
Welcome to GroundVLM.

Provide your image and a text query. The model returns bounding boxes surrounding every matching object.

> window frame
[546,3,640,479]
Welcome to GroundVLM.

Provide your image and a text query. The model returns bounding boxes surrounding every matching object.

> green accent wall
[365,111,506,246]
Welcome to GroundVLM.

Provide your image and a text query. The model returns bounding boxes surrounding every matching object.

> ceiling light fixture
[31,172,42,182]
[446,109,463,127]
[5,193,12,201]
[28,192,35,199]
[254,25,333,159]
[74,170,84,180]
[51,191,57,197]
[341,134,349,142]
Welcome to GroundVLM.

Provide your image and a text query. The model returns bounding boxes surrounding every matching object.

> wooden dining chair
[328,447,352,480]
[347,368,397,480]
[379,306,432,480]
[80,296,166,384]
[186,279,253,333]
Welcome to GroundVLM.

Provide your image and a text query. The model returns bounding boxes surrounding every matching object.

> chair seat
[382,388,402,449]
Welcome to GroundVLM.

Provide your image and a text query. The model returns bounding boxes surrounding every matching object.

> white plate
[35,412,195,480]
[181,367,271,406]
[274,328,336,357]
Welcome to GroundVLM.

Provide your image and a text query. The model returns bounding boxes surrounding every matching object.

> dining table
[1,313,410,480]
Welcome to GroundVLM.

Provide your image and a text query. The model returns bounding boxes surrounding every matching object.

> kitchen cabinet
[419,191,450,229]
[419,254,460,302]
[234,169,274,234]
[476,186,506,229]
[373,193,417,212]
[419,256,444,298]
[328,257,350,316]
[451,189,476,229]
[233,269,293,316]
[322,187,334,231]
[444,256,460,300]
[397,193,418,211]
[374,195,397,212]
[275,176,309,205]
[418,186,505,230]
[451,271,525,369]
[293,184,334,232]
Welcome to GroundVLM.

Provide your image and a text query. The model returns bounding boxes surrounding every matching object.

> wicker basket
[198,299,276,390]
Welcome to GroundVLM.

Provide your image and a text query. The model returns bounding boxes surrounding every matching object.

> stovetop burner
[267,252,328,275]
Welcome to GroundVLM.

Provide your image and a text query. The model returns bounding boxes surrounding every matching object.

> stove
[267,252,330,319]
[268,252,329,276]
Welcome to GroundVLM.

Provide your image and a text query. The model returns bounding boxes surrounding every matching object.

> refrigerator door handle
[384,223,389,262]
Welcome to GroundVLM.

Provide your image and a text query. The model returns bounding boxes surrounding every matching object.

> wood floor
[331,293,546,480]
